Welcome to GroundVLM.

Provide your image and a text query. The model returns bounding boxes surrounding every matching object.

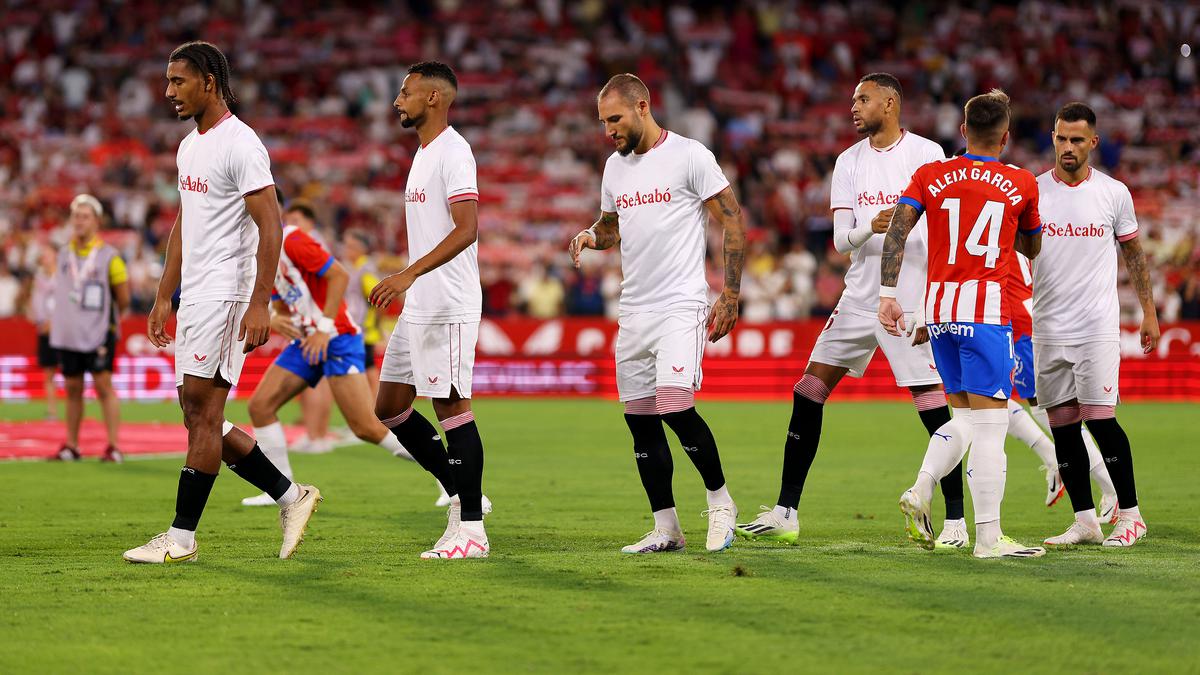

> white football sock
[1007,399,1056,468]
[1029,405,1051,433]
[915,407,973,504]
[1121,505,1142,520]
[167,526,195,549]
[1074,508,1100,528]
[967,407,1009,549]
[771,504,797,521]
[377,433,414,461]
[653,507,682,533]
[277,483,301,506]
[1082,428,1117,497]
[252,422,292,480]
[706,484,733,507]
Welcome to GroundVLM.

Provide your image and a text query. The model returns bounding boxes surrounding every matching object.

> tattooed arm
[878,203,919,336]
[569,211,619,267]
[702,186,746,342]
[1119,235,1160,353]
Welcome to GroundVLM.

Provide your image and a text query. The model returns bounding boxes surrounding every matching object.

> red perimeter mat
[0,420,318,460]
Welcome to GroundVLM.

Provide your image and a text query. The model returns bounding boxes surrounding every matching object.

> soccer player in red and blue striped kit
[878,89,1046,559]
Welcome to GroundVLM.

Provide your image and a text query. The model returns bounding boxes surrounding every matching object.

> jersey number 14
[941,198,1004,268]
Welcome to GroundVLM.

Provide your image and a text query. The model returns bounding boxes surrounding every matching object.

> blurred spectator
[517,264,565,319]
[0,1,1196,324]
[0,265,19,317]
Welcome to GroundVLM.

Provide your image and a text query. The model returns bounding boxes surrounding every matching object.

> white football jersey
[829,130,944,316]
[600,130,729,313]
[1032,167,1139,344]
[402,126,481,324]
[176,112,275,303]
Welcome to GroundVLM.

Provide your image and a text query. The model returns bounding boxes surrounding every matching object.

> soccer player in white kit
[569,74,747,554]
[370,62,491,560]
[1034,103,1158,548]
[125,41,320,564]
[736,74,962,545]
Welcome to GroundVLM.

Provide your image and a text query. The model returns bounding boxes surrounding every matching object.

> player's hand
[1140,313,1160,354]
[871,207,896,234]
[569,229,596,268]
[270,314,301,340]
[369,271,415,310]
[879,297,906,337]
[706,291,739,343]
[911,326,929,346]
[301,330,331,365]
[147,299,174,348]
[239,302,271,353]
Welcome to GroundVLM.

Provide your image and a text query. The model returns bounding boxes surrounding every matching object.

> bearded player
[570,74,746,554]
[1035,103,1157,548]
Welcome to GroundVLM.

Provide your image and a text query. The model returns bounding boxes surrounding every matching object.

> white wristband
[585,226,598,239]
[316,317,336,335]
[879,285,898,299]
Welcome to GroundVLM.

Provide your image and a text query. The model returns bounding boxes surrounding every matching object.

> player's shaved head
[407,61,458,106]
[598,74,651,108]
[963,89,1011,146]
[859,73,902,101]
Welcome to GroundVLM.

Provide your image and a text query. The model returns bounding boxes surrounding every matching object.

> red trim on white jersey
[650,128,669,149]
[447,192,479,204]
[1051,166,1092,187]
[870,129,907,153]
[421,126,449,148]
[198,110,233,135]
[1116,229,1139,243]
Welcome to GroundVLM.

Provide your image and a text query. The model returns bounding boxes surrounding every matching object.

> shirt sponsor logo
[406,189,426,203]
[928,323,975,339]
[1042,222,1107,238]
[857,190,899,208]
[615,187,672,209]
[179,175,208,194]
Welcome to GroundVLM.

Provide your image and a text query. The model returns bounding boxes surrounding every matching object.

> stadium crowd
[1,0,1198,324]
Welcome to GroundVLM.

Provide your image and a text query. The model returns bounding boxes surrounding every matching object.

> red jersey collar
[1052,166,1093,187]
[198,110,232,135]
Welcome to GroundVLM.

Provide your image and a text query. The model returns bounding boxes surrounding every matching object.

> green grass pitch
[1,399,1197,673]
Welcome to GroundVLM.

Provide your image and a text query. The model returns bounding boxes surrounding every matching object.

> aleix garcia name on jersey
[928,165,1025,205]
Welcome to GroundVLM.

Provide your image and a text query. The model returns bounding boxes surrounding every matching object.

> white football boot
[1043,465,1065,507]
[735,506,799,545]
[703,503,737,552]
[621,528,686,554]
[1043,520,1104,547]
[974,535,1046,559]
[1103,516,1147,547]
[123,532,197,564]
[899,489,935,550]
[279,484,322,559]
[1098,493,1119,525]
[422,521,489,559]
[934,519,970,550]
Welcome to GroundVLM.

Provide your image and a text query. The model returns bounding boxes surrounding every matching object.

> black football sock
[171,466,218,531]
[1085,417,1138,509]
[918,406,963,520]
[385,408,456,496]
[444,420,485,521]
[777,391,824,510]
[660,407,726,491]
[227,444,292,499]
[624,413,675,512]
[1051,421,1095,512]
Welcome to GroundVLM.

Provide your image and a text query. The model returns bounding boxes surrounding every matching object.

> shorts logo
[1103,386,1112,393]
[672,365,684,373]
[928,323,974,339]
[634,452,649,459]
[194,353,208,362]
[428,376,439,384]
[928,363,937,371]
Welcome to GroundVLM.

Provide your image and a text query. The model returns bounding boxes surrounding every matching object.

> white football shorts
[1033,340,1121,408]
[174,300,250,387]
[380,319,478,399]
[615,306,706,402]
[808,305,941,387]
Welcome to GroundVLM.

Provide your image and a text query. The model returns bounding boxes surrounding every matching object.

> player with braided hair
[124,41,321,564]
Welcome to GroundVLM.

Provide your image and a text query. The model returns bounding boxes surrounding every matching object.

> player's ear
[959,123,967,141]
